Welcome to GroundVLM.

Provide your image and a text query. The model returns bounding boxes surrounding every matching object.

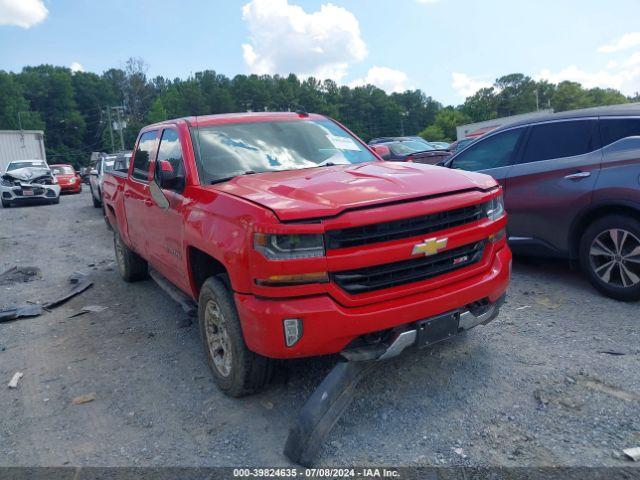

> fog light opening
[283,318,303,347]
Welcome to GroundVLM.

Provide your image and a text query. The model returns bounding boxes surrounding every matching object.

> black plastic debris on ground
[0,272,93,323]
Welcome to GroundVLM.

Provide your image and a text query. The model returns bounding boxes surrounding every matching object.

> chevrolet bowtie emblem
[412,237,448,256]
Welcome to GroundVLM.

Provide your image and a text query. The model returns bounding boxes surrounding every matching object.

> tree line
[0,59,637,167]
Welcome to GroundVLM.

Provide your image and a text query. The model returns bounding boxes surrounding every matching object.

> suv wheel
[114,231,148,282]
[580,215,640,301]
[198,276,273,397]
[1,200,10,208]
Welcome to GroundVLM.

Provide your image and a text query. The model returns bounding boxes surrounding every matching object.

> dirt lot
[1,190,639,467]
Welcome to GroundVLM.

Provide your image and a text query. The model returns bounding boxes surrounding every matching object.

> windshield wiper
[210,171,256,185]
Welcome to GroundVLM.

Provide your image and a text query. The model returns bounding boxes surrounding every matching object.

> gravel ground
[0,190,639,467]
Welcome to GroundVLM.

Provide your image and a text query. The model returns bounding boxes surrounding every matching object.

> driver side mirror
[371,144,391,160]
[156,160,184,192]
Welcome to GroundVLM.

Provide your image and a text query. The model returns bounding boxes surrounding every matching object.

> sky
[1,0,640,105]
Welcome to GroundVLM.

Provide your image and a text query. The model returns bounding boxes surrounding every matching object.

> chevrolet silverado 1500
[102,112,511,398]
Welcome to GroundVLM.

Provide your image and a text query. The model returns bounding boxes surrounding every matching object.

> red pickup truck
[102,112,511,397]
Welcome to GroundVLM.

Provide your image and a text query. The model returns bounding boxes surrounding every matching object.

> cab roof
[148,111,327,129]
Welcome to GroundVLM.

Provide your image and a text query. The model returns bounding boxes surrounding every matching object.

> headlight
[484,194,504,221]
[254,233,325,260]
[0,178,13,187]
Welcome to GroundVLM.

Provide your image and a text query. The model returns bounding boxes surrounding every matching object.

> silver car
[90,152,131,208]
[444,104,640,301]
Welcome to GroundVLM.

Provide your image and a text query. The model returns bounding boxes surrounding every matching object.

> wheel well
[188,247,228,295]
[570,204,640,258]
[105,204,117,229]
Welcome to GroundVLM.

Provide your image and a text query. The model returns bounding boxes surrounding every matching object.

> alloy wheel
[589,228,640,288]
[204,300,233,377]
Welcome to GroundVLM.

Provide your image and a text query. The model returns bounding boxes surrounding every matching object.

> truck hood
[211,162,496,221]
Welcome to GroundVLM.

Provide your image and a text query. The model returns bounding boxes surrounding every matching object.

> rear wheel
[114,231,148,282]
[198,276,273,397]
[91,186,101,207]
[579,215,640,301]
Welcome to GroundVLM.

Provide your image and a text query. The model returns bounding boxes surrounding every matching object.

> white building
[0,130,47,172]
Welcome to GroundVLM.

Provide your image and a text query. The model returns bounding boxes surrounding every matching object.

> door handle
[564,171,591,180]
[144,199,153,207]
[123,191,131,197]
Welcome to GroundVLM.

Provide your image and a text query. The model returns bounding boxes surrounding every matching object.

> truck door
[505,119,601,254]
[145,127,190,292]
[124,130,159,254]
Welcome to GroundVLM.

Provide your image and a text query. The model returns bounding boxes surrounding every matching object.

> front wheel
[579,215,640,301]
[1,199,10,208]
[198,276,274,397]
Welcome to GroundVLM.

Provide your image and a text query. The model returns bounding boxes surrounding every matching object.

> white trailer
[0,130,47,172]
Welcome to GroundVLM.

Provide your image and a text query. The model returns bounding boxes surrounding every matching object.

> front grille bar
[332,241,485,295]
[325,204,484,250]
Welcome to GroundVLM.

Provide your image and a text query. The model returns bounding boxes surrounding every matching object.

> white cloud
[625,52,640,67]
[241,0,367,81]
[349,66,409,93]
[597,32,640,53]
[70,62,84,73]
[451,72,492,98]
[537,64,640,96]
[0,0,48,28]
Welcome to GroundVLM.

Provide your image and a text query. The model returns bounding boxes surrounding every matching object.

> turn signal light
[255,271,329,286]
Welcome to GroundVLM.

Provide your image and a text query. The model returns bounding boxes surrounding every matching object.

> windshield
[51,166,75,175]
[7,161,46,171]
[389,141,433,155]
[193,119,377,184]
[103,156,117,172]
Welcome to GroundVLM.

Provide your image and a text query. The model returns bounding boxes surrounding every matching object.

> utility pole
[400,111,408,136]
[113,106,125,151]
[106,107,115,153]
[17,111,30,131]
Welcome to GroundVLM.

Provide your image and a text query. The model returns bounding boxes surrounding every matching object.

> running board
[149,269,197,317]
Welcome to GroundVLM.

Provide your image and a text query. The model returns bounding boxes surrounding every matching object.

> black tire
[114,231,148,282]
[50,197,60,205]
[1,199,10,208]
[579,214,640,301]
[198,276,274,397]
[91,186,101,207]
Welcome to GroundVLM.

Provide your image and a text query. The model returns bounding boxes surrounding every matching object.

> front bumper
[235,245,511,359]
[1,184,61,203]
[59,182,81,193]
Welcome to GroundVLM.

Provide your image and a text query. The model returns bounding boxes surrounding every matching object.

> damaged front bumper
[0,182,60,205]
[342,294,506,362]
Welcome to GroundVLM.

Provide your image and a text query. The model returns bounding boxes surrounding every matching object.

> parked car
[370,139,451,165]
[448,138,476,154]
[429,141,451,150]
[443,105,640,301]
[1,159,60,208]
[102,112,510,398]
[50,164,82,194]
[90,152,132,208]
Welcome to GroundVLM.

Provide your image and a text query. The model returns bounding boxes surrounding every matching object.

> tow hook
[283,295,505,466]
